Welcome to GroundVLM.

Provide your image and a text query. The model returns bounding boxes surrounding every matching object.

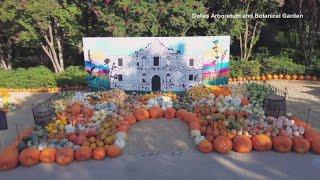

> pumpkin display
[92,147,106,160]
[75,146,92,161]
[233,135,252,153]
[40,147,57,163]
[107,145,122,158]
[164,108,176,119]
[124,114,136,125]
[198,139,213,153]
[134,108,149,121]
[19,148,40,167]
[251,134,272,151]
[0,148,19,171]
[292,137,310,154]
[176,109,188,120]
[148,106,163,119]
[310,136,320,154]
[56,148,74,166]
[214,136,233,154]
[272,136,292,153]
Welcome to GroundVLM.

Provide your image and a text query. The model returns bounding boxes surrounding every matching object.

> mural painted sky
[83,36,230,91]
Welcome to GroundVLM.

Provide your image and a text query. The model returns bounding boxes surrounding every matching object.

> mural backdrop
[82,36,230,91]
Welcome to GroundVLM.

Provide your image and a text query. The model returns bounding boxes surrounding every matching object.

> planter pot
[311,76,318,81]
[273,74,278,80]
[285,75,291,80]
[266,74,272,80]
[305,75,311,80]
[279,74,284,79]
[298,75,304,80]
[292,75,298,80]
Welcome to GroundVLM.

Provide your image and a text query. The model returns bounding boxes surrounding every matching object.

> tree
[88,0,210,37]
[17,0,81,73]
[207,0,280,60]
[0,0,20,69]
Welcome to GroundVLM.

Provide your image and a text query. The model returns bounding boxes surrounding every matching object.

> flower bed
[1,85,320,171]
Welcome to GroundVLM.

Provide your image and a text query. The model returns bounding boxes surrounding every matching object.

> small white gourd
[293,131,300,137]
[292,124,298,131]
[115,132,127,140]
[298,126,305,134]
[190,130,201,138]
[194,136,205,145]
[114,138,126,149]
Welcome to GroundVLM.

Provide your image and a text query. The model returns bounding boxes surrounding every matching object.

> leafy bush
[261,55,305,75]
[0,65,86,88]
[230,59,261,77]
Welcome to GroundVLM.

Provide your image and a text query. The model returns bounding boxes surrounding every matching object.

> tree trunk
[41,23,64,73]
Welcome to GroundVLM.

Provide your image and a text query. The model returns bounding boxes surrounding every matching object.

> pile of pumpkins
[1,88,320,172]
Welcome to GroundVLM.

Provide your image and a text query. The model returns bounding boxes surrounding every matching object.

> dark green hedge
[0,66,87,88]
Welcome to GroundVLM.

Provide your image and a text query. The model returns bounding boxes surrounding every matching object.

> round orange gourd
[241,97,250,106]
[92,147,106,160]
[56,148,74,166]
[0,148,19,171]
[134,108,149,121]
[75,146,92,161]
[251,134,272,151]
[82,107,94,118]
[272,136,292,153]
[198,139,213,153]
[70,103,82,115]
[304,128,320,143]
[40,147,57,163]
[148,106,163,119]
[206,135,214,143]
[164,108,176,119]
[119,120,130,127]
[107,145,122,158]
[189,121,201,130]
[292,137,310,154]
[310,136,320,154]
[19,148,40,167]
[233,135,252,153]
[176,109,188,120]
[183,112,198,123]
[124,115,136,125]
[214,135,233,154]
[117,125,128,132]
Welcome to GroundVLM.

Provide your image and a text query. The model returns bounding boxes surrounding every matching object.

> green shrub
[230,58,261,77]
[261,55,305,75]
[0,65,87,88]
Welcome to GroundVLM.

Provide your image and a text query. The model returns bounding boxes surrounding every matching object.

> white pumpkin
[115,132,127,140]
[190,130,201,138]
[194,136,205,145]
[114,138,126,149]
[292,124,298,131]
[293,131,300,137]
[285,127,293,136]
[298,126,305,134]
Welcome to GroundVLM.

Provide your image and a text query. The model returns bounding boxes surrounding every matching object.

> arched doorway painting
[151,75,161,91]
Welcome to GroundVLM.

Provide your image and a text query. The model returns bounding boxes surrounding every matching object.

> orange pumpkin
[92,147,106,160]
[134,108,149,121]
[311,76,318,81]
[124,115,136,125]
[164,108,176,119]
[75,146,92,161]
[0,148,19,171]
[292,74,298,80]
[292,137,310,154]
[252,134,272,151]
[107,145,122,158]
[189,121,201,130]
[40,147,57,163]
[119,120,130,127]
[214,136,233,154]
[304,128,320,143]
[104,145,111,152]
[56,148,74,166]
[148,106,163,119]
[70,102,82,115]
[310,136,320,154]
[19,148,40,167]
[241,97,250,106]
[298,75,304,80]
[82,107,94,118]
[117,125,128,132]
[183,112,198,123]
[305,75,311,80]
[266,74,272,80]
[198,139,213,153]
[273,74,278,80]
[284,75,291,80]
[206,135,214,143]
[272,136,292,153]
[233,135,252,153]
[176,109,188,120]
